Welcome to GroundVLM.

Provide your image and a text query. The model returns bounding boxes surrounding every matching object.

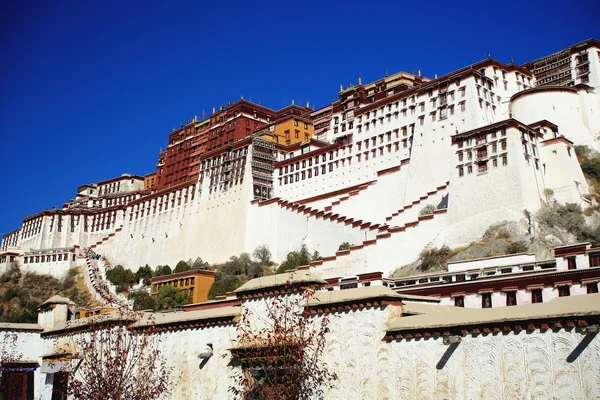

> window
[567,257,576,270]
[481,293,492,308]
[589,254,600,267]
[502,156,507,166]
[454,296,465,307]
[506,291,517,306]
[531,289,543,303]
[558,285,570,297]
[440,107,448,120]
[467,165,473,174]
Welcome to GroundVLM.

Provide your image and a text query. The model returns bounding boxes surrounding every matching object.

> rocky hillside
[0,265,95,323]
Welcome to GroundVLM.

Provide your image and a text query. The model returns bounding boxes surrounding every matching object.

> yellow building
[259,114,314,146]
[150,269,215,304]
[144,172,156,191]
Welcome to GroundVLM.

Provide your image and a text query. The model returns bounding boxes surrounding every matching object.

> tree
[191,257,210,270]
[581,157,600,181]
[222,253,263,279]
[156,285,190,310]
[229,287,337,399]
[106,265,137,293]
[207,272,240,300]
[276,245,312,274]
[128,290,157,311]
[154,265,172,277]
[135,265,153,286]
[59,308,171,399]
[173,260,191,274]
[253,245,272,266]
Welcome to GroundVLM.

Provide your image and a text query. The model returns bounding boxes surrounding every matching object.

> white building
[2,40,599,282]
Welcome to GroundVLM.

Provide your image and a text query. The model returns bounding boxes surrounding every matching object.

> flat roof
[0,322,43,332]
[308,286,439,308]
[234,271,326,294]
[388,293,600,333]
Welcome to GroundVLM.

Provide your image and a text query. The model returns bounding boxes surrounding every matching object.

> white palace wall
[510,87,600,149]
[109,178,252,269]
[30,294,600,400]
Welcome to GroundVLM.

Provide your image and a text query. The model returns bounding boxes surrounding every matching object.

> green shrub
[419,204,436,216]
[581,157,600,181]
[276,245,313,274]
[575,145,591,158]
[338,242,352,251]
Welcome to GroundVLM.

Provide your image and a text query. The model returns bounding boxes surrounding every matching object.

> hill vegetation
[0,264,94,323]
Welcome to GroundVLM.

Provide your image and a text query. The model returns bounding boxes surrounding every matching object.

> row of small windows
[456,129,507,149]
[22,253,75,263]
[454,283,598,308]
[458,141,506,162]
[279,144,405,185]
[152,277,196,291]
[458,156,508,176]
[201,148,249,170]
[333,86,467,126]
[21,217,43,239]
[129,186,195,221]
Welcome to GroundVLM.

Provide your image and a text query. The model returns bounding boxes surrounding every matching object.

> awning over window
[1,360,40,372]
[41,360,72,374]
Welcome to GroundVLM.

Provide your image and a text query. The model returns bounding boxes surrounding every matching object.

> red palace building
[155,100,312,191]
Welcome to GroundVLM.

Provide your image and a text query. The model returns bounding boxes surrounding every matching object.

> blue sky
[0,0,598,235]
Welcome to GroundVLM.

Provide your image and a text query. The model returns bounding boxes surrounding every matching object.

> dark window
[506,291,517,306]
[590,254,600,267]
[567,257,576,270]
[558,285,570,297]
[482,293,492,308]
[454,296,464,307]
[587,282,599,294]
[531,289,543,303]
